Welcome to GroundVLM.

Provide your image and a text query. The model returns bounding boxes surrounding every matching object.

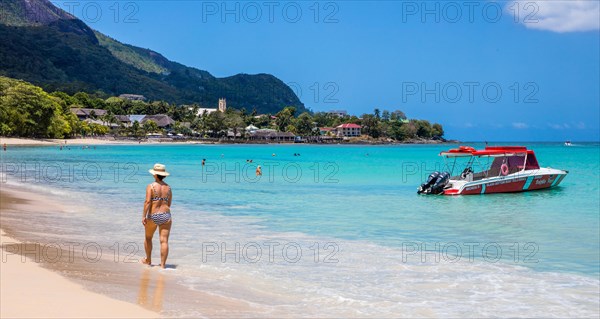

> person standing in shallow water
[142,163,172,269]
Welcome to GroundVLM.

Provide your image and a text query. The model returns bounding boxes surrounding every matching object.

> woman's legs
[158,220,172,268]
[143,221,158,264]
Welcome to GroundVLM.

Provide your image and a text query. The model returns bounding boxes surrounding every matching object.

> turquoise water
[2,142,599,316]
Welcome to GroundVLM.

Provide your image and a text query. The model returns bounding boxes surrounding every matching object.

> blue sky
[52,0,599,141]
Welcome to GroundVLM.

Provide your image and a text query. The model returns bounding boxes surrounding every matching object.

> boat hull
[443,168,568,195]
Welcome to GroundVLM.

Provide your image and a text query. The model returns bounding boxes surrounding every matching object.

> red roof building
[335,123,361,137]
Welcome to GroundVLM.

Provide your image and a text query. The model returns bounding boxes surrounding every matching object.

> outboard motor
[430,172,450,194]
[417,171,440,194]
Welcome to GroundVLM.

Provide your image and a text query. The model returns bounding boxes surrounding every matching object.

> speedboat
[418,146,568,195]
[565,141,572,146]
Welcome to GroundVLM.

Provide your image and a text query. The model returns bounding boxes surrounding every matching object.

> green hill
[0,0,74,26]
[94,32,169,75]
[0,0,306,114]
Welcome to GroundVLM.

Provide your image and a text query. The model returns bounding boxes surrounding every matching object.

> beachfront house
[83,118,106,126]
[249,129,296,142]
[70,108,107,121]
[118,94,146,101]
[245,125,259,133]
[142,114,175,129]
[128,115,146,124]
[327,110,348,117]
[227,129,243,138]
[335,123,362,137]
[114,115,132,127]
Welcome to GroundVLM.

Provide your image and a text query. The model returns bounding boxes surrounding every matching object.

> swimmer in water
[256,165,262,176]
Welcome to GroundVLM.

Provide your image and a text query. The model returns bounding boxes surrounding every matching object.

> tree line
[0,76,444,140]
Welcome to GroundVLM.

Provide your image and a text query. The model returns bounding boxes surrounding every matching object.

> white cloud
[548,122,586,129]
[513,122,529,129]
[507,0,600,32]
[548,123,568,129]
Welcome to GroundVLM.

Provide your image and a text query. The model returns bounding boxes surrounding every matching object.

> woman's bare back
[148,182,171,214]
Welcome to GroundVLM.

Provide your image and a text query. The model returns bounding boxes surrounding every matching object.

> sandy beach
[0,188,158,318]
[0,137,220,147]
[0,136,454,147]
[0,137,142,146]
[0,230,158,318]
[0,184,269,318]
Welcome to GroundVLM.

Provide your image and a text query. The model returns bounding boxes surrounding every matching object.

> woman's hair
[156,175,165,181]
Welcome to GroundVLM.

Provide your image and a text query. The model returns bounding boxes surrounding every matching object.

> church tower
[218,98,226,112]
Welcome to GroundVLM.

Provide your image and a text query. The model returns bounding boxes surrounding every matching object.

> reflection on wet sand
[137,268,165,313]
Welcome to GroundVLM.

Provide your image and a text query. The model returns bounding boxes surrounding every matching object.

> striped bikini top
[151,183,171,202]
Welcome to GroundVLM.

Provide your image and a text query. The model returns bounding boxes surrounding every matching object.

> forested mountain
[0,0,306,114]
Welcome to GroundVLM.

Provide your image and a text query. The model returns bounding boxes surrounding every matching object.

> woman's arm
[142,184,151,225]
[168,187,172,207]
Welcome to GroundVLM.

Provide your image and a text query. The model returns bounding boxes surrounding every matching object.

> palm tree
[131,120,141,137]
[101,112,118,129]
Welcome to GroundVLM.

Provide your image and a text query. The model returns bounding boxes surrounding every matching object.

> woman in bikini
[142,163,172,268]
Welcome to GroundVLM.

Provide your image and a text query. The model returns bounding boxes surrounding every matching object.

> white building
[196,108,219,116]
[245,124,259,132]
[327,110,348,117]
[119,94,146,101]
[193,98,227,116]
[335,123,361,137]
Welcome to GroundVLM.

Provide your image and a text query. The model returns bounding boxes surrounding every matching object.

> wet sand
[1,137,140,146]
[0,188,157,318]
[0,185,268,318]
[0,230,158,318]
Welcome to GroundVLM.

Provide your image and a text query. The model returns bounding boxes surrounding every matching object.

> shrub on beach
[0,76,72,138]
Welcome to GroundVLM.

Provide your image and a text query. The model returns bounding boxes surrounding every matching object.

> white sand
[0,137,58,146]
[0,137,142,146]
[0,184,260,318]
[0,229,158,318]
[0,137,210,146]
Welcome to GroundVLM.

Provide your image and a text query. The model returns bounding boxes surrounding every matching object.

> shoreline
[0,187,158,318]
[1,136,458,146]
[0,184,267,318]
[0,229,158,319]
[1,137,594,148]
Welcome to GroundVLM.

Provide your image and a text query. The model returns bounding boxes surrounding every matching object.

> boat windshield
[443,153,540,181]
[443,156,490,180]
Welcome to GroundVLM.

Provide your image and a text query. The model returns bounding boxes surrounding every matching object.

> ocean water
[1,142,599,317]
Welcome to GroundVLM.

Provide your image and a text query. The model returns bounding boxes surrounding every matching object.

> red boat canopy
[440,146,535,157]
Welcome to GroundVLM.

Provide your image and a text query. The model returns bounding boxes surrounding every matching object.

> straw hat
[149,163,170,176]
